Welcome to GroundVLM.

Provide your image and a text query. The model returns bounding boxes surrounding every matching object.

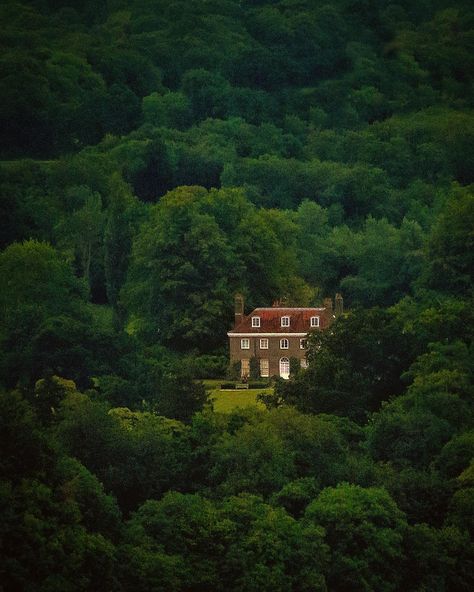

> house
[227,294,343,379]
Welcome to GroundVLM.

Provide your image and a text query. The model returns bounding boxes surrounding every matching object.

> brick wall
[229,335,308,377]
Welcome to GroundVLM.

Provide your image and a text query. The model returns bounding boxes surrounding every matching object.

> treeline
[1,301,473,590]
[0,0,474,589]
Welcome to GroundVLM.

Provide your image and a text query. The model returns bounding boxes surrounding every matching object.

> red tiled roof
[229,307,333,334]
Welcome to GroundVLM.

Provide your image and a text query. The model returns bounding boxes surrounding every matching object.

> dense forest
[0,0,473,590]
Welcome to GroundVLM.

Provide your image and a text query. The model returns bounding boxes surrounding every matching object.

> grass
[211,388,272,412]
[202,379,273,413]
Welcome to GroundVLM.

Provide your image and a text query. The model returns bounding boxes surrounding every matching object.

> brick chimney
[234,293,244,327]
[323,297,333,312]
[335,293,343,317]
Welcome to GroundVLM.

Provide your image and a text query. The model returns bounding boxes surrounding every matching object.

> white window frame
[281,316,290,327]
[251,316,261,327]
[260,359,269,377]
[241,338,250,349]
[310,316,320,327]
[300,338,307,349]
[300,359,308,369]
[280,338,289,349]
[241,359,250,378]
[260,338,269,349]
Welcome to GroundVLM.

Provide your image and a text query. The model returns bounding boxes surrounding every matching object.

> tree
[120,492,225,591]
[123,186,240,350]
[0,240,87,387]
[104,175,143,316]
[0,390,53,483]
[276,308,413,422]
[305,484,407,592]
[220,493,328,592]
[55,187,105,294]
[57,394,192,514]
[154,365,208,423]
[424,184,474,296]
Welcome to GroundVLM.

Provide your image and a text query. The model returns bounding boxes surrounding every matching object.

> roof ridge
[252,307,325,311]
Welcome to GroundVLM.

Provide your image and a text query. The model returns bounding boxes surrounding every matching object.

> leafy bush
[190,355,229,379]
[248,381,270,389]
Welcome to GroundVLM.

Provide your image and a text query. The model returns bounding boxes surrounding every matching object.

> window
[260,359,269,377]
[280,338,289,349]
[300,338,307,349]
[241,338,250,349]
[251,316,260,327]
[280,357,290,379]
[281,316,290,327]
[300,359,308,369]
[310,316,320,327]
[260,338,269,349]
[241,359,249,377]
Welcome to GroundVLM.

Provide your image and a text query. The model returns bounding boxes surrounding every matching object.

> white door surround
[279,357,290,379]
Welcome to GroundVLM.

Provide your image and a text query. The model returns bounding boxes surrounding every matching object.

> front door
[279,357,290,379]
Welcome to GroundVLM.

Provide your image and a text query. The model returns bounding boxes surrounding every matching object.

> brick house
[227,294,343,379]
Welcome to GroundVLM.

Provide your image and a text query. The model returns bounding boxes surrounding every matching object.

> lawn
[210,388,272,412]
[202,380,272,413]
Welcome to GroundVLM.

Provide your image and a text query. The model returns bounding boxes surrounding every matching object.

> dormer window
[310,316,320,327]
[281,316,290,327]
[251,316,260,328]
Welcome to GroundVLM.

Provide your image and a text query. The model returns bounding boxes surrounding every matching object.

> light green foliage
[305,484,408,592]
[210,407,362,497]
[142,91,191,129]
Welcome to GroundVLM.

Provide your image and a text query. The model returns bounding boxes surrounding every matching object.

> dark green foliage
[276,308,413,422]
[154,366,209,423]
[248,381,270,389]
[189,354,228,379]
[249,355,260,380]
[0,390,54,483]
[1,0,474,589]
[424,184,474,296]
[123,186,308,350]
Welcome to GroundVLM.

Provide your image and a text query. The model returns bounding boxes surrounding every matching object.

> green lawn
[201,379,273,412]
[209,387,272,413]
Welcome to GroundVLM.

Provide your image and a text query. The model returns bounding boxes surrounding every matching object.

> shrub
[248,381,270,389]
[191,355,228,379]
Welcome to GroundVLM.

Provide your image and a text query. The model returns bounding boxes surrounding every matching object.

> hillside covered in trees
[0,0,473,590]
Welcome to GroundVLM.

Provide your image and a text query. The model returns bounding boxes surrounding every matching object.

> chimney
[323,297,333,313]
[234,293,244,327]
[335,293,343,317]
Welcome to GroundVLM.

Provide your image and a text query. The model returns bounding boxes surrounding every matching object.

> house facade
[227,294,342,379]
